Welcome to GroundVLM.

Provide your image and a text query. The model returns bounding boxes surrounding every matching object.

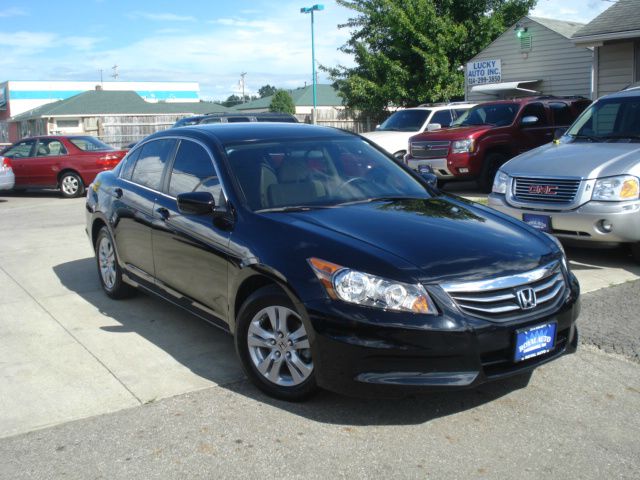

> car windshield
[224,137,430,212]
[377,110,431,132]
[69,136,114,151]
[566,96,640,142]
[451,103,518,127]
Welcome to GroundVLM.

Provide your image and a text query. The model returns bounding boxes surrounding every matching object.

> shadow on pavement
[53,257,532,426]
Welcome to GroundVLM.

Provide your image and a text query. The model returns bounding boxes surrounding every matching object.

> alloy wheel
[61,175,79,196]
[247,306,313,387]
[98,236,116,290]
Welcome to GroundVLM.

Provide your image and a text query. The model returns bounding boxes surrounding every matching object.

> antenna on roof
[111,65,119,80]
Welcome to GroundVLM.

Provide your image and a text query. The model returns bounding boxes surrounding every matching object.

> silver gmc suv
[488,86,640,262]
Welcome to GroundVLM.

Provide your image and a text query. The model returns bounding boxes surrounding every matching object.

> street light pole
[300,4,324,125]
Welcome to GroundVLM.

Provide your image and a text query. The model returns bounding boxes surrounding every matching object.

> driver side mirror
[177,191,215,215]
[427,123,442,132]
[521,115,539,126]
[553,128,566,140]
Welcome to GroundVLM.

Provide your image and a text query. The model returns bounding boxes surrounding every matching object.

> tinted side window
[130,139,176,190]
[36,139,68,157]
[3,140,35,158]
[549,102,572,126]
[521,103,548,126]
[120,147,142,180]
[430,110,453,127]
[226,117,252,123]
[168,140,222,200]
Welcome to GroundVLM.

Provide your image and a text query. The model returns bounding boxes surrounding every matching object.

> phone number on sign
[468,76,501,86]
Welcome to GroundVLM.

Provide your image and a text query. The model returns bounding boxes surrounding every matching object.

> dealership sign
[466,59,501,86]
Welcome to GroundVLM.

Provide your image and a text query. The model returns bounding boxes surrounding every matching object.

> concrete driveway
[0,192,638,437]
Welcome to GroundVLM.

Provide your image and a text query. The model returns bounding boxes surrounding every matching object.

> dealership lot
[1,191,639,478]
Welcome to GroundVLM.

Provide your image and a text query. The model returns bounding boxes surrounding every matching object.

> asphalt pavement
[0,190,639,479]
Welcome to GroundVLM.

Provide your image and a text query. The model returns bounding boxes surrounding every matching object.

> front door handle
[157,207,170,221]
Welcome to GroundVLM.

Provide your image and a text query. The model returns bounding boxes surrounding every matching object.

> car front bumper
[302,276,579,398]
[488,194,640,244]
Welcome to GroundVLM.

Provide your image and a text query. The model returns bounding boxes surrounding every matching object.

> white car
[361,103,476,159]
[0,156,15,191]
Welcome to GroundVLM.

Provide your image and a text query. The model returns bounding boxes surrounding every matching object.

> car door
[515,102,554,153]
[2,139,36,186]
[113,138,177,284]
[151,138,230,320]
[29,138,70,186]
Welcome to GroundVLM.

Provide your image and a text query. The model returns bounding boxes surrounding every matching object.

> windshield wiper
[256,205,333,213]
[571,134,602,142]
[599,133,640,141]
[337,196,427,206]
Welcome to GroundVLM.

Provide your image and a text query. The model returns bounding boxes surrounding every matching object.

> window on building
[56,120,80,129]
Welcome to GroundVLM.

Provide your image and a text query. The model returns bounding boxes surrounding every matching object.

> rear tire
[478,153,507,193]
[235,285,318,401]
[95,227,136,299]
[60,172,84,198]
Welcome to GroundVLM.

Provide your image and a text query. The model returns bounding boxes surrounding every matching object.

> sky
[0,0,614,101]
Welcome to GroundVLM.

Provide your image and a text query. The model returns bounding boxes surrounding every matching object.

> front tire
[631,242,640,263]
[60,172,84,198]
[478,153,507,193]
[95,227,135,299]
[235,286,318,401]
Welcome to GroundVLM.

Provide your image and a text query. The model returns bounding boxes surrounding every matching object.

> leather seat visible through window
[268,157,326,207]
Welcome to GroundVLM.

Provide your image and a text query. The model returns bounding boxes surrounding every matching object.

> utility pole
[240,72,247,103]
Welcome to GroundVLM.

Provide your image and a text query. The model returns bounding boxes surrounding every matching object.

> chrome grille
[513,177,581,204]
[410,141,450,159]
[441,262,567,322]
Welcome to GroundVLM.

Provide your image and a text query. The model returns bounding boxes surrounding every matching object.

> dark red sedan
[0,136,127,198]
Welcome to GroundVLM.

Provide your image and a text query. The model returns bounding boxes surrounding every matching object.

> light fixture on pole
[300,4,324,125]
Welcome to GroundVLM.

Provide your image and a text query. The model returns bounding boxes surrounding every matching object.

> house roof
[573,0,640,42]
[11,90,226,120]
[528,16,585,39]
[232,84,343,111]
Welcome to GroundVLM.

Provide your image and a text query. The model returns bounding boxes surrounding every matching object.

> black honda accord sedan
[86,123,579,400]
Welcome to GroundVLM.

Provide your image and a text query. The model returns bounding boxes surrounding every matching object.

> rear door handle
[114,187,123,199]
[157,207,170,221]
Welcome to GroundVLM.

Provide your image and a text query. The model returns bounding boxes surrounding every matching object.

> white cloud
[128,11,196,22]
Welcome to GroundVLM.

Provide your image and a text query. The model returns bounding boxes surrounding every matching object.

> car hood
[413,125,494,142]
[503,141,640,179]
[266,197,557,284]
[361,131,417,153]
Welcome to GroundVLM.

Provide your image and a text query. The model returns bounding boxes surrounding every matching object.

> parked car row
[0,136,127,198]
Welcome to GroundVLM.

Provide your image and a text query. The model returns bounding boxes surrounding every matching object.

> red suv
[0,136,127,198]
[404,96,591,191]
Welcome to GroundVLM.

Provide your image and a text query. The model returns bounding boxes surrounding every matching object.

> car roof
[473,96,588,106]
[156,122,355,145]
[602,87,640,100]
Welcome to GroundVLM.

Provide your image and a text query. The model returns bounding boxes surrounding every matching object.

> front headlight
[308,258,438,314]
[492,170,510,194]
[592,175,639,201]
[544,233,568,272]
[452,139,474,154]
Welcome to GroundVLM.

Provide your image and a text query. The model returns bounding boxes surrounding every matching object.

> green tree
[325,0,536,122]
[269,90,296,114]
[258,84,278,98]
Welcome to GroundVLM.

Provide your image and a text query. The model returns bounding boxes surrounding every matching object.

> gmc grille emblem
[528,185,558,195]
[516,288,537,310]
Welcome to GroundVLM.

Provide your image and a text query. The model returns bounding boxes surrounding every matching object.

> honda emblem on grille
[516,287,537,310]
[528,185,558,195]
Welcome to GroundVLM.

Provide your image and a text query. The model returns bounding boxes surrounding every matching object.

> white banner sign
[466,59,501,86]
